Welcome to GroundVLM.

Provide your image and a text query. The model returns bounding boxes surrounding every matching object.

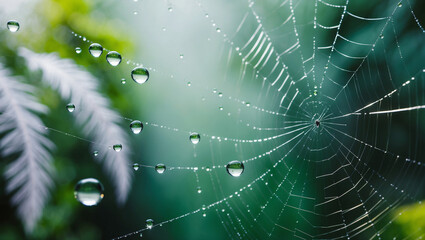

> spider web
[67,0,425,239]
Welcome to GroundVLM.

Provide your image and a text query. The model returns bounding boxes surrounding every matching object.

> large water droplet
[130,120,143,134]
[189,132,201,144]
[146,219,154,229]
[7,20,20,32]
[106,51,122,66]
[226,160,244,177]
[131,67,150,84]
[113,144,122,152]
[155,164,166,174]
[66,103,75,112]
[74,178,104,206]
[133,163,140,171]
[89,43,103,58]
[75,47,82,54]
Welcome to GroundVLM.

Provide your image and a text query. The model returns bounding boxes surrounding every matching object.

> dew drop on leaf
[93,151,99,157]
[89,43,103,58]
[189,132,201,144]
[130,120,143,134]
[106,51,122,66]
[7,20,19,32]
[168,7,173,12]
[197,186,202,194]
[66,103,75,112]
[133,163,140,171]
[74,178,104,206]
[131,67,150,84]
[113,144,123,152]
[226,160,244,177]
[146,219,154,229]
[155,163,166,174]
[75,47,82,54]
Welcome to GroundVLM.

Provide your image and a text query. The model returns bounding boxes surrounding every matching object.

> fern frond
[0,64,55,232]
[18,48,132,204]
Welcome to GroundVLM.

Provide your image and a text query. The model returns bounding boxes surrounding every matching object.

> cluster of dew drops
[5,18,245,232]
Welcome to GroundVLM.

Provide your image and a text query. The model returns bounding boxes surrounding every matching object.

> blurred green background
[1,0,425,239]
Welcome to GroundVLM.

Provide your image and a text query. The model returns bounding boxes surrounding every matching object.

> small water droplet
[168,7,173,12]
[106,51,122,66]
[7,20,20,32]
[133,163,140,171]
[216,28,221,33]
[146,219,154,229]
[218,92,223,97]
[74,178,104,206]
[131,67,150,84]
[187,82,191,86]
[130,120,143,134]
[226,160,244,177]
[212,88,217,93]
[203,213,207,217]
[197,186,202,194]
[219,106,223,111]
[93,151,99,157]
[162,27,166,31]
[205,13,209,18]
[66,103,75,112]
[121,78,126,84]
[113,144,123,152]
[133,11,138,15]
[155,164,166,174]
[139,233,143,238]
[189,132,201,144]
[179,54,184,59]
[89,43,103,58]
[380,34,384,39]
[398,2,402,7]
[246,102,251,107]
[75,47,82,54]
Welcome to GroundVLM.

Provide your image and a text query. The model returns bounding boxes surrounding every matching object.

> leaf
[19,48,132,204]
[0,64,55,232]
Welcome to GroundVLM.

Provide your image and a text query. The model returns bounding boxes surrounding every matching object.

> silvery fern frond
[0,64,55,232]
[18,48,132,204]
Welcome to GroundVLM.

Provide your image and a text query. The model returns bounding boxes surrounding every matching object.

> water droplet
[131,67,150,84]
[93,151,99,157]
[146,219,154,229]
[66,103,75,112]
[133,163,140,171]
[179,54,184,59]
[168,7,173,12]
[203,213,206,217]
[155,164,166,174]
[106,51,122,66]
[226,160,244,177]
[162,27,166,31]
[216,28,221,33]
[398,2,402,7]
[189,132,201,144]
[113,144,123,152]
[380,34,384,39]
[205,13,209,18]
[130,120,143,134]
[246,102,251,107]
[75,47,82,54]
[89,43,103,58]
[197,186,202,194]
[133,11,138,15]
[74,178,104,206]
[218,92,223,97]
[121,78,126,84]
[212,88,217,93]
[187,82,191,86]
[219,106,223,111]
[7,20,20,32]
